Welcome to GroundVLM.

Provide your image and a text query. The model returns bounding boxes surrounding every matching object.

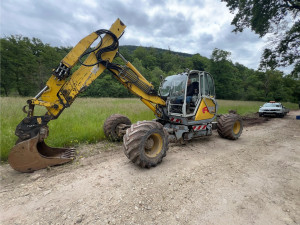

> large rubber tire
[103,114,131,141]
[217,114,243,140]
[123,121,169,168]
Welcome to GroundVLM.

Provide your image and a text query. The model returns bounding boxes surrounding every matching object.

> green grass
[0,97,155,161]
[216,99,298,116]
[1,97,298,161]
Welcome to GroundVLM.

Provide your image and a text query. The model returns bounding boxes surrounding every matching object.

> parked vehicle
[259,101,289,118]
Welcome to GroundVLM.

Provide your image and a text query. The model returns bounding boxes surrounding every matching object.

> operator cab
[159,70,215,118]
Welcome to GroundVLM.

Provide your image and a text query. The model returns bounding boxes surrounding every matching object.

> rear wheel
[217,114,243,140]
[103,114,131,141]
[123,121,168,168]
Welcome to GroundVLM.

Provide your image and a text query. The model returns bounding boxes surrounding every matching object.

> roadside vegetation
[1,97,298,161]
[1,37,300,103]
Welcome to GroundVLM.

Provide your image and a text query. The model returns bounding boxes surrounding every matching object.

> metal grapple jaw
[8,116,75,173]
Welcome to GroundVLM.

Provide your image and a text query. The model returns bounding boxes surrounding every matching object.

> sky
[0,0,270,71]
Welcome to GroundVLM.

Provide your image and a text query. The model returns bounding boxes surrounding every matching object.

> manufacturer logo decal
[202,107,209,114]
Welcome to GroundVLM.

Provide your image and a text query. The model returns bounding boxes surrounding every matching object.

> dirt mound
[225,110,269,127]
[242,113,269,127]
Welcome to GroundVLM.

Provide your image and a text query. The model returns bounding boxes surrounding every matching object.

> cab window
[200,72,215,97]
[204,73,215,97]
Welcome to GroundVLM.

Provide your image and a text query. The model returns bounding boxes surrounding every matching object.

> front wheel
[217,114,243,140]
[123,121,168,168]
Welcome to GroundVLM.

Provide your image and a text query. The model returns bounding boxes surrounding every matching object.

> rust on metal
[8,134,75,173]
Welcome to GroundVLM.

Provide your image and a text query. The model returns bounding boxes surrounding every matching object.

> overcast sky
[1,0,269,71]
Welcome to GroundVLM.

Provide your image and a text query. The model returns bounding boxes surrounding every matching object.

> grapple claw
[8,134,75,173]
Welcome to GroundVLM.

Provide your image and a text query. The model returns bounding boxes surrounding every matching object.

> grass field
[1,97,298,161]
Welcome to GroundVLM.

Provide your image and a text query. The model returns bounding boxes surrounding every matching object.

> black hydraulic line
[78,29,122,71]
[78,29,157,96]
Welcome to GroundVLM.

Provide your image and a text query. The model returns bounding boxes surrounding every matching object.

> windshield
[263,103,280,107]
[159,74,187,97]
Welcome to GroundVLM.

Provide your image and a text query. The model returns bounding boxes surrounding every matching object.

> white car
[259,101,289,118]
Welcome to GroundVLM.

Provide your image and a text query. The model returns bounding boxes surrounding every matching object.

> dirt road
[1,111,299,225]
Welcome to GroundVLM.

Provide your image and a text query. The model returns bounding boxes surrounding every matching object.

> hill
[1,35,299,102]
[119,45,193,58]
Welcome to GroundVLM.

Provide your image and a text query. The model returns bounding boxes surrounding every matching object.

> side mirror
[259,106,262,108]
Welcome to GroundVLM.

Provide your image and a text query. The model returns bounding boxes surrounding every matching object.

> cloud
[0,0,268,70]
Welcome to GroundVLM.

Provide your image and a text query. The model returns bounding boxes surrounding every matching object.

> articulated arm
[107,53,166,116]
[16,19,165,141]
[10,19,167,172]
[28,19,126,119]
[28,18,165,120]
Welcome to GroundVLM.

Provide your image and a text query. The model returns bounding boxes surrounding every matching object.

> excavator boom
[34,19,126,118]
[9,19,166,172]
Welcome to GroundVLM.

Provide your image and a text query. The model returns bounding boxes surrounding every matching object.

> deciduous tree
[222,0,300,74]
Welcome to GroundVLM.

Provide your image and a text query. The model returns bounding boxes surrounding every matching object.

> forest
[1,35,299,103]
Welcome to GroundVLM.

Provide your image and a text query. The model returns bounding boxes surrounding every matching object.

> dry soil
[1,110,300,225]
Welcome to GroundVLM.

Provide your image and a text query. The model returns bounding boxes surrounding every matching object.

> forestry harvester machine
[8,19,243,172]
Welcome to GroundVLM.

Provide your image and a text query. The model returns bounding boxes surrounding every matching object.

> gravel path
[1,110,299,225]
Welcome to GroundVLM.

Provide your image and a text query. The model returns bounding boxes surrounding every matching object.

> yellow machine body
[195,98,216,121]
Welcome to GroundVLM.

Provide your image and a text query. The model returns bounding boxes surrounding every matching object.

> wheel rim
[144,133,163,158]
[116,124,123,137]
[233,120,241,135]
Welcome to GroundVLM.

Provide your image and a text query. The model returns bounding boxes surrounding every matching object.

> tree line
[1,35,299,103]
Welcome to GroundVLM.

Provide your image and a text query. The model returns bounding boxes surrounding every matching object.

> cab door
[195,72,217,121]
[185,71,201,116]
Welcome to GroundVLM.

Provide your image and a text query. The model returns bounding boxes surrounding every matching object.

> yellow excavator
[8,19,243,172]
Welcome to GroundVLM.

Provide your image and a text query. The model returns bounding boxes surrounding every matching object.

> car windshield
[263,103,280,107]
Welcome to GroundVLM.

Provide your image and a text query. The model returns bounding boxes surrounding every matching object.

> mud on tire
[103,114,131,141]
[123,121,169,168]
[217,114,243,140]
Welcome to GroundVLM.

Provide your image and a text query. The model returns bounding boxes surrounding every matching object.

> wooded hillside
[1,35,299,102]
